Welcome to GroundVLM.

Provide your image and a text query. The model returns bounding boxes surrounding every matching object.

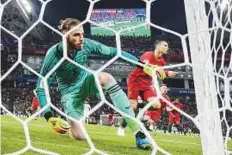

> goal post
[184,1,224,154]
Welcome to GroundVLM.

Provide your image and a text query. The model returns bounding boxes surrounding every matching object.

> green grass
[1,115,226,155]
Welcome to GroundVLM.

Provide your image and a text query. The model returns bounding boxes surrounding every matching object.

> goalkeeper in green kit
[36,18,152,150]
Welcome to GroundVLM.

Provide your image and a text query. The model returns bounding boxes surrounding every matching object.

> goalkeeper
[118,41,176,136]
[36,18,152,150]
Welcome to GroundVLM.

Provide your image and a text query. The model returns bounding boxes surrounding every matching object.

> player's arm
[36,47,57,121]
[160,59,177,77]
[137,53,167,79]
[36,46,70,134]
[86,38,138,62]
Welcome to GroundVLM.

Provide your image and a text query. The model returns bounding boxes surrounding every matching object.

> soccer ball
[53,121,70,134]
[49,117,70,134]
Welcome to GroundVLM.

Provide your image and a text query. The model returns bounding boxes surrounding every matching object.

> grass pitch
[1,115,228,155]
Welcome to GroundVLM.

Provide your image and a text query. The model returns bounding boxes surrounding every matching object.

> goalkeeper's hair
[58,18,81,33]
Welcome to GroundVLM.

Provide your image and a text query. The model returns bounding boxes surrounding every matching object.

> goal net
[0,0,231,154]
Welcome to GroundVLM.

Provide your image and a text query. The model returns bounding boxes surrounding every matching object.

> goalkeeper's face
[158,41,169,54]
[67,26,84,50]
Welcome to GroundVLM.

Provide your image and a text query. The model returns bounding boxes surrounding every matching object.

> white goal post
[184,1,224,155]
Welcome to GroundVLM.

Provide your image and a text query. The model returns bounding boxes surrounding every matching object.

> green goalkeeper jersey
[36,38,138,109]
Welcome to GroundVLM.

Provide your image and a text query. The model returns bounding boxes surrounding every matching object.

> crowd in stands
[91,9,140,22]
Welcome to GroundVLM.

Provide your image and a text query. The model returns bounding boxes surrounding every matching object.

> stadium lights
[16,0,32,20]
[20,0,32,13]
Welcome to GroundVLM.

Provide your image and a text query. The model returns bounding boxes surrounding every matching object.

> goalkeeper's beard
[68,40,83,50]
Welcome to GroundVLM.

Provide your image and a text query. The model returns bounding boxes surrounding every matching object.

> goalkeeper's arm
[36,48,56,121]
[87,38,139,63]
[87,38,174,78]
[36,49,70,134]
[36,77,54,121]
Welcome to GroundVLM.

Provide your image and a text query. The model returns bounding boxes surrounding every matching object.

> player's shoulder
[142,51,153,56]
[140,51,154,60]
[45,42,60,56]
[84,38,97,46]
[83,38,99,50]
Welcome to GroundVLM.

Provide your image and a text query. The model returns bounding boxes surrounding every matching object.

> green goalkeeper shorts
[61,74,99,119]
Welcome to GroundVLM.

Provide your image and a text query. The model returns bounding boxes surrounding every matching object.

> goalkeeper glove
[48,117,70,134]
[143,65,166,80]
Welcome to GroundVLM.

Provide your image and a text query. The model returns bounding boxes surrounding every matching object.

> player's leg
[61,94,86,140]
[144,88,161,110]
[62,73,102,140]
[143,112,155,131]
[98,72,152,149]
[117,90,139,136]
[175,117,181,133]
[26,111,31,118]
[117,118,126,136]
[168,122,173,134]
[68,119,85,140]
[99,73,138,131]
[168,114,174,134]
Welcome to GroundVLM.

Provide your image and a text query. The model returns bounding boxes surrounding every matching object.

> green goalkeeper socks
[106,79,140,133]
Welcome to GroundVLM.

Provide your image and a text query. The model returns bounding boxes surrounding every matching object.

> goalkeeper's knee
[69,129,86,140]
[68,120,86,140]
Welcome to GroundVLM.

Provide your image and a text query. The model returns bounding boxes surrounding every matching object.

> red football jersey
[168,101,184,116]
[128,51,167,90]
[32,97,39,110]
[145,93,170,121]
[160,93,170,108]
[156,93,171,116]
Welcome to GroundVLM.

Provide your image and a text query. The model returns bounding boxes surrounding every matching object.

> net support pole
[184,1,224,155]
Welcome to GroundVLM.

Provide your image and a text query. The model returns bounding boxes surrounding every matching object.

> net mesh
[0,0,231,154]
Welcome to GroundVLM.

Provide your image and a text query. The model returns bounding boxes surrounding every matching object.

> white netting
[1,0,231,154]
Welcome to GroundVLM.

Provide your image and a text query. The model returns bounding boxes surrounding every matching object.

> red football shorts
[145,110,161,121]
[169,114,180,124]
[128,88,156,102]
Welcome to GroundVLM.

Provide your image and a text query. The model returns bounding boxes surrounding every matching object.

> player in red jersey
[108,113,114,126]
[26,90,41,119]
[32,90,40,111]
[143,84,170,130]
[166,98,184,134]
[117,41,176,136]
[127,40,176,112]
